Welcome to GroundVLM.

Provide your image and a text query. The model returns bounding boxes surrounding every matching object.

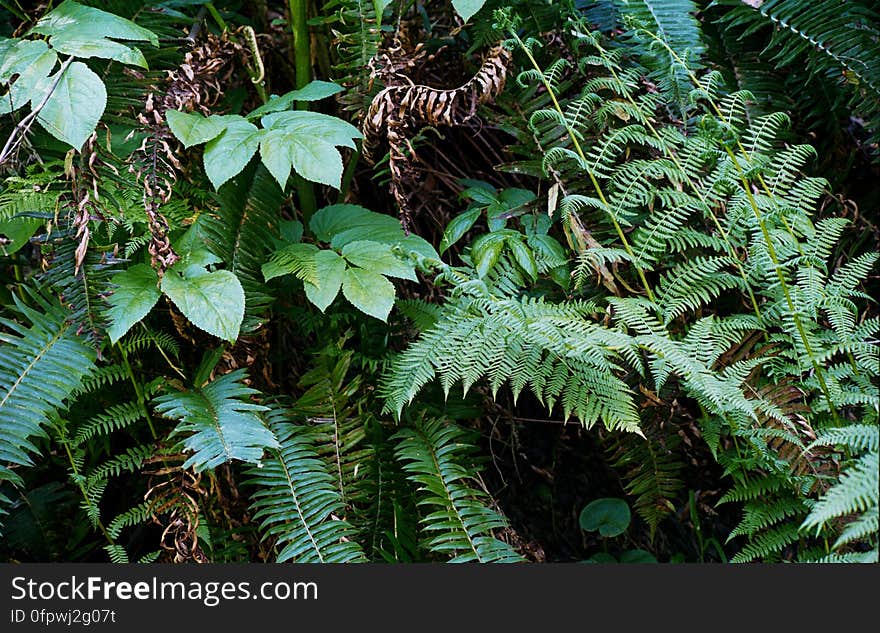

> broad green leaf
[247,81,344,119]
[261,110,361,149]
[203,117,262,189]
[309,204,397,243]
[30,1,158,68]
[35,61,106,150]
[0,48,57,115]
[289,136,344,189]
[161,264,245,342]
[506,236,538,280]
[308,204,439,262]
[304,249,346,311]
[166,110,230,148]
[0,216,42,256]
[452,0,487,23]
[578,498,631,537]
[400,234,441,263]
[257,111,360,189]
[342,240,417,281]
[105,264,161,344]
[30,1,158,45]
[342,267,395,321]
[440,208,481,254]
[48,38,148,68]
[528,233,569,269]
[471,232,506,278]
[175,225,222,269]
[258,130,292,189]
[0,39,50,80]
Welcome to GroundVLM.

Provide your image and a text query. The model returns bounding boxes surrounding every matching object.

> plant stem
[289,0,317,222]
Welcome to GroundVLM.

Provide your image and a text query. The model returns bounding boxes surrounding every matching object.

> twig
[0,56,74,166]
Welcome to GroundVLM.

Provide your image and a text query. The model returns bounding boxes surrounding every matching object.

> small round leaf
[578,497,631,537]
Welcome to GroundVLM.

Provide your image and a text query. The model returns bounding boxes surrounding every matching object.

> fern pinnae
[246,407,366,563]
[0,293,97,495]
[393,418,523,563]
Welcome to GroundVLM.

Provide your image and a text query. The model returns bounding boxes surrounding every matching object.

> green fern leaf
[153,369,278,472]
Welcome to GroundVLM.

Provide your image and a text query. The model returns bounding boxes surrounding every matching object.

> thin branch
[0,56,75,166]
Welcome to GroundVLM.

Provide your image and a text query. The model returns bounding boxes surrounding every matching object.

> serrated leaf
[203,117,262,189]
[30,0,157,68]
[304,249,346,311]
[48,38,148,68]
[452,0,487,23]
[257,111,360,190]
[309,204,399,243]
[105,264,161,344]
[35,61,106,150]
[440,208,481,254]
[342,267,395,321]
[1,39,49,80]
[0,49,56,115]
[166,110,230,148]
[261,110,361,148]
[289,136,343,188]
[258,130,292,189]
[341,240,417,281]
[161,264,245,342]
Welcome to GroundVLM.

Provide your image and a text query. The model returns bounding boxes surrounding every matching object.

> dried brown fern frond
[362,44,513,229]
[127,32,243,273]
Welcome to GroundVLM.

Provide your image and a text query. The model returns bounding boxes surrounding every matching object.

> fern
[0,293,97,494]
[153,369,279,472]
[605,421,685,540]
[801,424,879,554]
[393,418,524,563]
[712,0,880,150]
[245,405,367,563]
[381,293,642,433]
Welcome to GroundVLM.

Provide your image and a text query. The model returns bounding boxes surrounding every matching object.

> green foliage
[1,0,877,565]
[166,94,362,190]
[160,257,246,343]
[105,264,161,344]
[393,418,524,563]
[579,497,631,537]
[153,370,278,472]
[1,1,156,149]
[246,406,367,563]
[0,293,96,491]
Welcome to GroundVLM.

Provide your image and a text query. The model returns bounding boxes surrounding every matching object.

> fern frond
[246,407,367,563]
[153,369,278,472]
[393,418,523,563]
[801,451,878,535]
[0,293,97,490]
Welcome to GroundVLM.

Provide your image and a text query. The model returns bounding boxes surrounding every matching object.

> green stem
[205,2,228,32]
[63,442,116,547]
[117,343,157,440]
[289,0,317,222]
[586,36,763,323]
